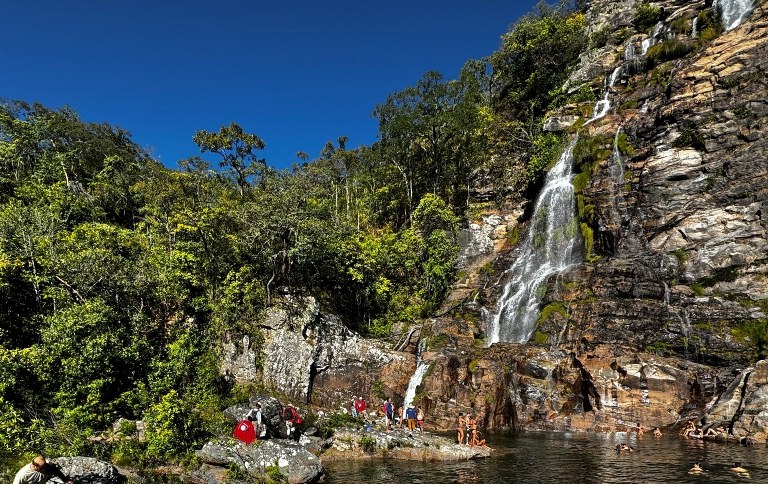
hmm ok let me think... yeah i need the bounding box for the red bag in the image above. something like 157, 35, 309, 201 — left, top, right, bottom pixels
233, 419, 257, 445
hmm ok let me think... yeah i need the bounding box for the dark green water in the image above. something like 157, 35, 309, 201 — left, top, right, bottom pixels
324, 431, 768, 483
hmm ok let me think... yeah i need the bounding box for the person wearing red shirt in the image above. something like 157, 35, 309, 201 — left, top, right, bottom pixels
354, 396, 366, 416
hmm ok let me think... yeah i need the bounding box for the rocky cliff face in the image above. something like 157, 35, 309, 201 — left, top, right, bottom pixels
220, 295, 415, 408
415, 0, 768, 439
226, 1, 768, 443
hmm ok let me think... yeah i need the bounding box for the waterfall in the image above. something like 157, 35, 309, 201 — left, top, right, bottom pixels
691, 17, 699, 37
589, 66, 622, 123
641, 22, 664, 55
487, 138, 583, 344
714, 0, 754, 30
403, 362, 430, 409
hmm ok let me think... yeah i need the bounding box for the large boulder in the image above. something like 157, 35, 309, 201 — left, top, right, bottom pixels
197, 438, 323, 484
703, 360, 768, 443
49, 457, 123, 484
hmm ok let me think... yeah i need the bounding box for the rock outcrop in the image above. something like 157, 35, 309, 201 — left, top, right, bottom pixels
322, 428, 490, 462
221, 295, 415, 407
196, 438, 324, 484
406, 0, 768, 440
50, 457, 123, 484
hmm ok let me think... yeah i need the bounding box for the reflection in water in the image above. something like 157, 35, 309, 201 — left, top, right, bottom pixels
325, 431, 768, 483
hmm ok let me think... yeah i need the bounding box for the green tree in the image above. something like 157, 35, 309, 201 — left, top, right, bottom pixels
192, 123, 267, 197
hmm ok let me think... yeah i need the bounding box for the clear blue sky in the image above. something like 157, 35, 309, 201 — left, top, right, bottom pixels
1, 1, 539, 169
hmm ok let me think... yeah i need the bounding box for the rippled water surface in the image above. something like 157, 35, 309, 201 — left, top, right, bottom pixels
324, 431, 768, 483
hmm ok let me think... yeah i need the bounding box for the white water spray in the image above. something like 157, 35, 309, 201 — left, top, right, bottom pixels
641, 23, 665, 55
403, 362, 429, 409
589, 66, 622, 123
714, 0, 754, 30
487, 138, 583, 344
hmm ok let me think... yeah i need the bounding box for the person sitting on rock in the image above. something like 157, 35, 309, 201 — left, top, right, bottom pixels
680, 419, 696, 436
457, 412, 466, 444
705, 425, 726, 437
471, 427, 487, 447
14, 455, 73, 484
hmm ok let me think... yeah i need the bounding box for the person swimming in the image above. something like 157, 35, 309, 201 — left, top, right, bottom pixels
730, 462, 750, 476
688, 463, 705, 474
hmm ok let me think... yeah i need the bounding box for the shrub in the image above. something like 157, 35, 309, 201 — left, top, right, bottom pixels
633, 3, 664, 32
590, 26, 610, 49
359, 436, 377, 453
645, 38, 693, 68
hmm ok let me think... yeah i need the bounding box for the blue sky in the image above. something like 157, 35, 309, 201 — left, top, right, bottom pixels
1, 1, 539, 169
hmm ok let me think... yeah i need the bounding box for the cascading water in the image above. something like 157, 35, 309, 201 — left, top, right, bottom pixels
641, 23, 665, 55
403, 339, 429, 409
714, 0, 754, 30
607, 129, 627, 235
487, 138, 583, 344
691, 17, 699, 37
590, 66, 622, 122
403, 361, 430, 409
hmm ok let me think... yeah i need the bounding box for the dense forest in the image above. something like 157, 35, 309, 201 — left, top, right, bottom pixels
1, 0, 621, 468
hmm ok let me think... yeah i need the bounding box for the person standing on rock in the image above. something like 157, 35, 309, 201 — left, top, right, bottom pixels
350, 396, 358, 417
382, 398, 394, 431
283, 404, 304, 441
416, 405, 424, 433
467, 414, 478, 446
246, 403, 266, 438
457, 412, 466, 444
406, 404, 417, 431
14, 455, 73, 484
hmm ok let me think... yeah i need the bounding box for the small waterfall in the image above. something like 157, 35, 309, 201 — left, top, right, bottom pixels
691, 17, 699, 37
403, 362, 430, 409
607, 129, 627, 236
714, 0, 754, 30
641, 22, 665, 55
589, 66, 622, 123
487, 138, 583, 344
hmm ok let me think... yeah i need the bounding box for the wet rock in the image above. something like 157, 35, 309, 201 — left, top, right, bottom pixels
324, 428, 490, 461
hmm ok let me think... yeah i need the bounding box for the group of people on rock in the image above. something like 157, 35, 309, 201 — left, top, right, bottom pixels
680, 419, 727, 439
456, 412, 486, 447
235, 402, 305, 445
379, 397, 425, 432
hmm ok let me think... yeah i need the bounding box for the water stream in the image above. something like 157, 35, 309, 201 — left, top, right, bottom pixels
403, 361, 430, 409
714, 0, 754, 30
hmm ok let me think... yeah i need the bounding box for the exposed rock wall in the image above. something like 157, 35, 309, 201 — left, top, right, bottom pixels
220, 296, 414, 407
419, 0, 768, 438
